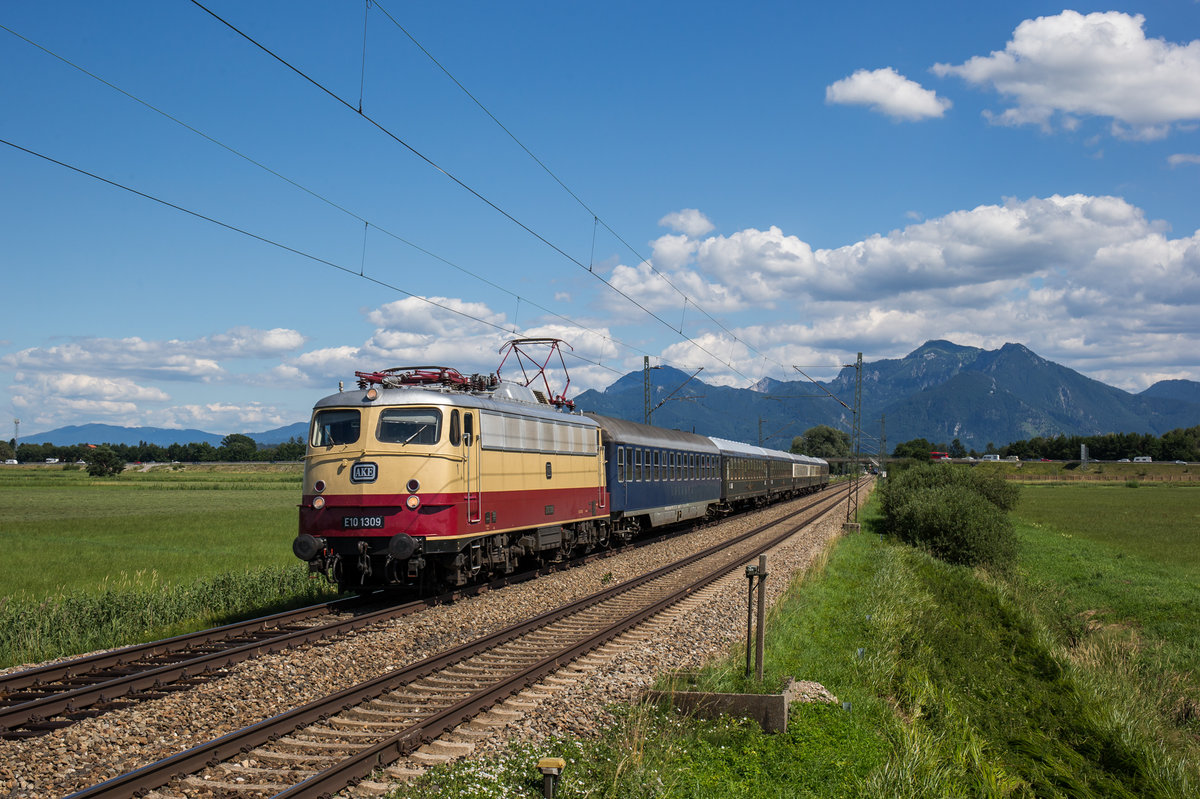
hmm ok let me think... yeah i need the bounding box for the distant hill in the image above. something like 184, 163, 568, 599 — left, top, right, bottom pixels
1139, 379, 1200, 404
18, 424, 225, 448
244, 423, 308, 445
21, 342, 1200, 452
20, 422, 307, 448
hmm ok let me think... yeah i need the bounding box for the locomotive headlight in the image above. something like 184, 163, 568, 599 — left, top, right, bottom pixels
312, 496, 326, 510
406, 479, 420, 493
406, 494, 420, 510
365, 387, 379, 401
314, 480, 326, 493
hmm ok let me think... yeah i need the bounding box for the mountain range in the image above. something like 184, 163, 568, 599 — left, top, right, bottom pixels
19, 341, 1200, 452
575, 340, 1200, 451
17, 422, 308, 449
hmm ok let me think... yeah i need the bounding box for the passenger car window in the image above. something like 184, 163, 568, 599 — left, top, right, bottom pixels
311, 409, 361, 447
376, 408, 442, 445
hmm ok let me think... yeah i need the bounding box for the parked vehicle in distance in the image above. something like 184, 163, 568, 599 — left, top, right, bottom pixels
1133, 456, 1152, 463
3, 459, 17, 465
981, 454, 1001, 461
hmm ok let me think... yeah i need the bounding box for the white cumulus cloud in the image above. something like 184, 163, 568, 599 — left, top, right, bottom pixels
606, 196, 1199, 390
932, 11, 1200, 138
825, 67, 951, 120
658, 209, 715, 237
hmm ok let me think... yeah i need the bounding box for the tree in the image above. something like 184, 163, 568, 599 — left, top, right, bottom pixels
792, 425, 851, 459
892, 438, 935, 460
186, 441, 218, 462
218, 434, 258, 462
793, 425, 851, 474
85, 446, 125, 477
0, 440, 14, 460
273, 437, 305, 461
949, 438, 967, 459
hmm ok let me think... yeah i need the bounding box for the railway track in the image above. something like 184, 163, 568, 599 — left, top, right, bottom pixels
65, 488, 845, 799
0, 595, 417, 740
0, 495, 790, 740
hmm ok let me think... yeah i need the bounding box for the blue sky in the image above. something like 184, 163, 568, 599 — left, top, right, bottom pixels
3, 1, 1198, 438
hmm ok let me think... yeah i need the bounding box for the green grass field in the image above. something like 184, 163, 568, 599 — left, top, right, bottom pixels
0, 465, 330, 667
1016, 482, 1200, 566
0, 465, 302, 598
1012, 483, 1200, 760
390, 483, 1200, 798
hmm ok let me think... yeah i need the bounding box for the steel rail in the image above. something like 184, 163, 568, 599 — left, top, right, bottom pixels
0, 594, 372, 694
0, 509, 705, 736
0, 594, 426, 734
65, 488, 843, 799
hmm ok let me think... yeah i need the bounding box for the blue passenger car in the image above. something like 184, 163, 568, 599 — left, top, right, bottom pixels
587, 414, 721, 534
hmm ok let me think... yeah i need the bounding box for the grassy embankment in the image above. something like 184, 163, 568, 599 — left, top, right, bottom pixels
0, 464, 332, 668
391, 483, 1200, 798
972, 459, 1197, 482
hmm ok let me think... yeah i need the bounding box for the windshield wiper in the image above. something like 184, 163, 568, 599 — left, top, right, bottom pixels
402, 425, 429, 446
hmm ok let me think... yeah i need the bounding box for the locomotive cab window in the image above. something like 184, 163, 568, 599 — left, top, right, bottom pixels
311, 409, 361, 447
376, 408, 442, 445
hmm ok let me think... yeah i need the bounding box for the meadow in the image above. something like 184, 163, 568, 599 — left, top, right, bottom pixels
0, 465, 331, 667
0, 465, 303, 596
392, 482, 1200, 798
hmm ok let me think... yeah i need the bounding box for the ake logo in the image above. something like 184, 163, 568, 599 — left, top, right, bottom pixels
350, 462, 378, 484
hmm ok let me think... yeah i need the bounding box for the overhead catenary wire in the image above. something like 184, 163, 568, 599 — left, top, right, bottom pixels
369, 0, 782, 375
5, 11, 833, 390
0, 137, 626, 379
0, 21, 672, 373
187, 0, 759, 384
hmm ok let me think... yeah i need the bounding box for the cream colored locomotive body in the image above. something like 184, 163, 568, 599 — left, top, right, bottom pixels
296, 381, 607, 591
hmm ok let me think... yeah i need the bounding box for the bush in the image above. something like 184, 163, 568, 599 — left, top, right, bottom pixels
881, 463, 1019, 521
890, 483, 1017, 569
881, 464, 1018, 570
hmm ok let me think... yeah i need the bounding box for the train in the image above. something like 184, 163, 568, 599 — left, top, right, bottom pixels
291, 363, 829, 593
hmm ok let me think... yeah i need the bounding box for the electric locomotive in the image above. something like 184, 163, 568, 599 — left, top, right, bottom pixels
293, 366, 610, 592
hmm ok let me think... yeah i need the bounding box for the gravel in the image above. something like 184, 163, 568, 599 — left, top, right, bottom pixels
0, 485, 868, 798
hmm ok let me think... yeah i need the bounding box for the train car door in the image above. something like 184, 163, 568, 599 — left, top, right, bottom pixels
595, 428, 606, 511
463, 411, 482, 524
